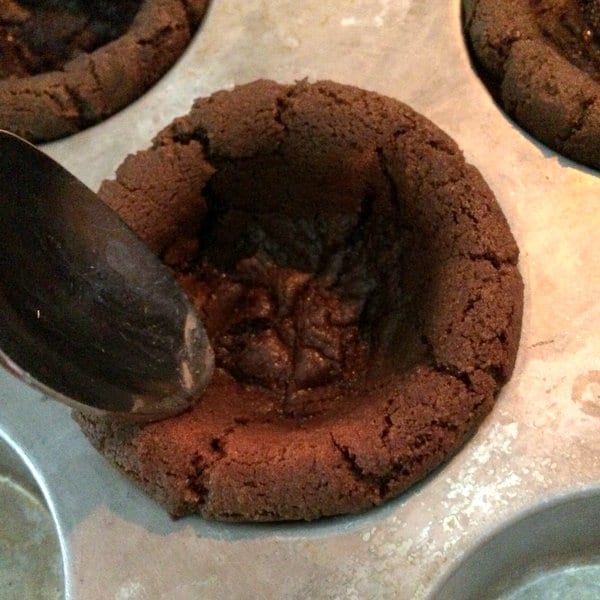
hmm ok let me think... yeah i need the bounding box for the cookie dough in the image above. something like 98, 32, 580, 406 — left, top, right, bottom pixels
464, 0, 600, 169
75, 80, 523, 522
0, 0, 209, 142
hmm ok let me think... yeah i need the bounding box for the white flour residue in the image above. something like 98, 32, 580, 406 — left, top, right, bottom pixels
339, 0, 410, 28
519, 336, 600, 439
115, 581, 146, 600
443, 422, 521, 521
373, 0, 392, 27
361, 525, 377, 542
360, 422, 522, 579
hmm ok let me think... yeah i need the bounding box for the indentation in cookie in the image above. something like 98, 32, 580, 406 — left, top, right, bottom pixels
168, 154, 427, 417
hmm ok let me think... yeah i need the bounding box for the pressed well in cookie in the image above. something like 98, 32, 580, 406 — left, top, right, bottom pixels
76, 80, 523, 521
169, 177, 427, 419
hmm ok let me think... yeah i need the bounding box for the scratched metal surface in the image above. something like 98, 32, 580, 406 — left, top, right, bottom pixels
0, 1, 599, 598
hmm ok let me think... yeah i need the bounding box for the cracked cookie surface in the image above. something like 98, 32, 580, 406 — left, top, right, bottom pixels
75, 80, 523, 521
0, 0, 209, 142
464, 0, 600, 169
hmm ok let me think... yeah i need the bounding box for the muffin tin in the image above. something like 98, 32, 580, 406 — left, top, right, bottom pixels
0, 434, 62, 599
430, 486, 600, 599
0, 1, 598, 598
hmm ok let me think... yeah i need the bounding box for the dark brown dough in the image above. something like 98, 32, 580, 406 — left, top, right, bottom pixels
0, 0, 209, 142
75, 80, 523, 522
464, 0, 600, 169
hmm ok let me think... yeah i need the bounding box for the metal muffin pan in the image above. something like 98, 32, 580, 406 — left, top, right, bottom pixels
0, 434, 62, 599
430, 486, 600, 599
0, 1, 598, 598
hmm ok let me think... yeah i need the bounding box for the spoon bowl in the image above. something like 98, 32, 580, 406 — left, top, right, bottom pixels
0, 130, 213, 421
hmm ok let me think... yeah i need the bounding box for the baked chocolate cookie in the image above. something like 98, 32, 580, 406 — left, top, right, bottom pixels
464, 0, 600, 169
0, 0, 209, 142
75, 80, 523, 522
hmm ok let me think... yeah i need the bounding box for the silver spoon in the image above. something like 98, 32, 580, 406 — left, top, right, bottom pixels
0, 130, 214, 421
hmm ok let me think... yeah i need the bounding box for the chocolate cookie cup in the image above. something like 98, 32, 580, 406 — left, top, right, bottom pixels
75, 80, 523, 522
0, 0, 209, 142
463, 0, 600, 170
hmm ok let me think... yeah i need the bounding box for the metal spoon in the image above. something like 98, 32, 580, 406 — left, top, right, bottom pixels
0, 130, 214, 421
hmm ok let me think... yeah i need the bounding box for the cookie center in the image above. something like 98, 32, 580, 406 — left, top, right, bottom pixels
162, 151, 429, 417
183, 218, 378, 390
0, 0, 142, 79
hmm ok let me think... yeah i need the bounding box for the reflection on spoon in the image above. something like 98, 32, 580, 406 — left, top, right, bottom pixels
0, 130, 213, 421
